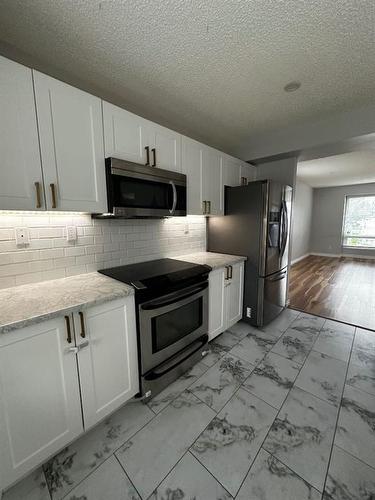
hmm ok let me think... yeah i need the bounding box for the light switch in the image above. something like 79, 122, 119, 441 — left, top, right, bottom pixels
66, 226, 77, 242
15, 227, 30, 246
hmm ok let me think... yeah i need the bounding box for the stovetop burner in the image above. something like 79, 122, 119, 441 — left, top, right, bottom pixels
99, 258, 211, 301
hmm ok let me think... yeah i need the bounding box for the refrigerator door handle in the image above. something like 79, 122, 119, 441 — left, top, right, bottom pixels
281, 201, 288, 257
268, 270, 287, 282
278, 203, 284, 253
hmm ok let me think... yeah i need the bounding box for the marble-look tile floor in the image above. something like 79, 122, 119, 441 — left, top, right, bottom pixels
4, 310, 375, 500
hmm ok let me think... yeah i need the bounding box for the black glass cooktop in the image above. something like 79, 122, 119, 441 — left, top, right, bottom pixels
99, 258, 211, 299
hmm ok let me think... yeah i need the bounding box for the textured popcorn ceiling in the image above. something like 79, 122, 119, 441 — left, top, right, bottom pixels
0, 0, 374, 156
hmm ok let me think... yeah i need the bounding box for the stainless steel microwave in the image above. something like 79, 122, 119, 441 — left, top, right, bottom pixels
98, 158, 187, 218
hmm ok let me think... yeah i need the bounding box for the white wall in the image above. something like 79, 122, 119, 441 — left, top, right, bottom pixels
0, 214, 206, 289
310, 182, 375, 257
291, 180, 313, 263
255, 156, 297, 188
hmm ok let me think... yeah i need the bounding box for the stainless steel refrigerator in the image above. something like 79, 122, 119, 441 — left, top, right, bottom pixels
207, 180, 292, 327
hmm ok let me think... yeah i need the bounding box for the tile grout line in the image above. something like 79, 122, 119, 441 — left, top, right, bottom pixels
232, 316, 328, 498
45, 314, 314, 500
39, 313, 312, 500
113, 453, 145, 500
320, 324, 358, 497
189, 313, 313, 498
333, 442, 375, 472
45, 402, 160, 499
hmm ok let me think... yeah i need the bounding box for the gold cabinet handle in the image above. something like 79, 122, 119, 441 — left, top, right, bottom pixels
225, 266, 229, 280
34, 181, 42, 209
151, 148, 156, 167
50, 183, 57, 209
228, 265, 233, 279
79, 311, 86, 338
207, 200, 211, 214
145, 146, 150, 166
65, 315, 72, 344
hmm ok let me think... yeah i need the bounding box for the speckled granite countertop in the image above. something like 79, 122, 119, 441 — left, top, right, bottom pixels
0, 273, 134, 334
177, 251, 247, 269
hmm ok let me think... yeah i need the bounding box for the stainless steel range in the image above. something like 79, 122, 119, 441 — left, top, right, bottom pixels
99, 258, 211, 400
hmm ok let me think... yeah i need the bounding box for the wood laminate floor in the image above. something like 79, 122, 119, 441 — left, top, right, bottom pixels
289, 255, 375, 331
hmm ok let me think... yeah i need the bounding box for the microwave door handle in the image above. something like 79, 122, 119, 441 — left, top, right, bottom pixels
169, 180, 177, 214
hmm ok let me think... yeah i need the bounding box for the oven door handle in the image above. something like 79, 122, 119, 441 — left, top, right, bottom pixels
144, 335, 208, 379
141, 282, 208, 310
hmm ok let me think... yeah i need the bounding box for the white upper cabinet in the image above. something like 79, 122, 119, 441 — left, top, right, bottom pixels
201, 146, 223, 215
181, 136, 205, 215
0, 56, 44, 210
181, 137, 223, 216
150, 123, 181, 172
103, 101, 150, 165
240, 162, 256, 184
75, 297, 139, 430
103, 102, 181, 172
222, 155, 242, 211
0, 317, 83, 488
33, 71, 107, 212
222, 156, 241, 187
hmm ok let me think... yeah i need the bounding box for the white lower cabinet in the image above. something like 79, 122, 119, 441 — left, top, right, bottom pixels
208, 262, 244, 341
0, 316, 83, 489
75, 298, 139, 430
0, 296, 138, 491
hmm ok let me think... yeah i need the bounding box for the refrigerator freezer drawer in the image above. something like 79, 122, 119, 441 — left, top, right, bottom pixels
261, 269, 288, 325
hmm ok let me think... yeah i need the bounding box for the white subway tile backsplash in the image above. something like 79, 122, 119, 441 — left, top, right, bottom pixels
0, 214, 206, 289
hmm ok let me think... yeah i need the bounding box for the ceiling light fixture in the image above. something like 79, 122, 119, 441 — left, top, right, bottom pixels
284, 81, 301, 92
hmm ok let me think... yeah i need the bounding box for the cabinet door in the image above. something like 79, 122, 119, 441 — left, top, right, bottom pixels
75, 297, 139, 430
240, 162, 256, 184
33, 71, 107, 212
226, 262, 244, 328
0, 317, 83, 489
0, 56, 44, 210
202, 147, 223, 215
103, 101, 150, 165
181, 136, 204, 215
208, 267, 226, 341
222, 156, 241, 211
151, 124, 181, 172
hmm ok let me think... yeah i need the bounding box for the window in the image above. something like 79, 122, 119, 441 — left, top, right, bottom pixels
342, 195, 375, 248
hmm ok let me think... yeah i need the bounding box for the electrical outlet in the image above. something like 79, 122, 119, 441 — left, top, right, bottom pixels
246, 307, 252, 318
15, 227, 30, 246
66, 226, 77, 242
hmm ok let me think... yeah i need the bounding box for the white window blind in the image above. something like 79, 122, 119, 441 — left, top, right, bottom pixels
342, 195, 375, 248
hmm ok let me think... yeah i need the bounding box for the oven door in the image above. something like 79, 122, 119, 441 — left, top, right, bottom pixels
138, 282, 208, 374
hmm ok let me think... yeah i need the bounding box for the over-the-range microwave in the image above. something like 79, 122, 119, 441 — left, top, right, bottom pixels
95, 158, 187, 218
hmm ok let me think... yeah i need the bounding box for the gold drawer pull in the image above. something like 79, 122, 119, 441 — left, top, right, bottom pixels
34, 181, 42, 208
50, 183, 57, 209
79, 311, 86, 338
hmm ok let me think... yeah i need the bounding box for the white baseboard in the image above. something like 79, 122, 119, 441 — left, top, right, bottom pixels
291, 253, 311, 265
310, 252, 375, 260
